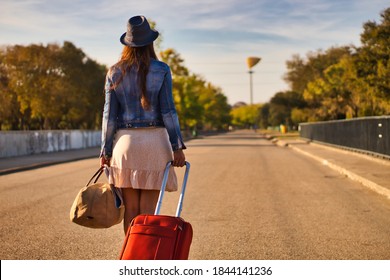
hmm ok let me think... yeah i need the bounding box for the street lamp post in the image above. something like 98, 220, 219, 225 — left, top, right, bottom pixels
246, 57, 261, 105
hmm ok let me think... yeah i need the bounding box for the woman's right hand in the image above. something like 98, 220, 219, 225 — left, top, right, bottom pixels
100, 156, 111, 167
173, 149, 186, 167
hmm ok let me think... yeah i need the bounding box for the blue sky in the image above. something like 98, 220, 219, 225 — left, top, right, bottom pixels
1, 0, 389, 105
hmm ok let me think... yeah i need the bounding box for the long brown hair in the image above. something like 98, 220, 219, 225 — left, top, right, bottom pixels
113, 44, 157, 110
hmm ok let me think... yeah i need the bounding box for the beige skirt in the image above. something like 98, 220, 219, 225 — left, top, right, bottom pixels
109, 128, 178, 191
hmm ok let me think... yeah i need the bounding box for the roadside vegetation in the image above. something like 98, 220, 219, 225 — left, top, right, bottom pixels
233, 7, 390, 130
1, 8, 389, 131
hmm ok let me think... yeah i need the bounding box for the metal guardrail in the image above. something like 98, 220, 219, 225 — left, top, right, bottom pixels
299, 116, 390, 158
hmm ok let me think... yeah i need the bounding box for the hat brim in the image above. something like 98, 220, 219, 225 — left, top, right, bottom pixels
120, 30, 159, 47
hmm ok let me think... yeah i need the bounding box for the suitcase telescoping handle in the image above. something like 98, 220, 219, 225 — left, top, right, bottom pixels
154, 161, 190, 217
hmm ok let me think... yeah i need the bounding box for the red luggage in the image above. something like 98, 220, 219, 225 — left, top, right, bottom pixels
119, 162, 193, 260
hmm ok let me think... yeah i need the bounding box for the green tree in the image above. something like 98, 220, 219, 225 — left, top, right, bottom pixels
268, 91, 306, 127
198, 83, 231, 130
284, 47, 351, 95
354, 7, 390, 115
283, 54, 309, 94
160, 48, 189, 77
283, 46, 354, 122
160, 48, 231, 131
2, 44, 59, 129
0, 42, 106, 130
230, 104, 261, 128
0, 50, 19, 129
57, 41, 106, 129
173, 74, 204, 130
259, 103, 270, 128
269, 7, 390, 125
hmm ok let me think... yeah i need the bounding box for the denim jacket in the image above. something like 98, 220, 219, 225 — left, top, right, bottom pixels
100, 59, 186, 158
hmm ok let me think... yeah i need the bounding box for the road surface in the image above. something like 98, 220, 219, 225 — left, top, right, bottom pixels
1, 130, 390, 259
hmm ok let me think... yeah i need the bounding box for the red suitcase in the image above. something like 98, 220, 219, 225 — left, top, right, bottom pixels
119, 161, 193, 260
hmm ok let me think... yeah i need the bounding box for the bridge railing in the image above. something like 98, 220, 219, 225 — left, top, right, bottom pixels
0, 129, 195, 158
0, 130, 101, 158
299, 116, 390, 159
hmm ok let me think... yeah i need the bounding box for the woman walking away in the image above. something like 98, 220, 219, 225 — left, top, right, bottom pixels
100, 15, 186, 233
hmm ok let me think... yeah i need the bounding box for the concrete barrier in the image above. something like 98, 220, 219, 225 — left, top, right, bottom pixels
0, 130, 101, 158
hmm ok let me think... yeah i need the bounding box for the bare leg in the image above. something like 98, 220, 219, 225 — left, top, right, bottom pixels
140, 190, 160, 215
122, 188, 140, 234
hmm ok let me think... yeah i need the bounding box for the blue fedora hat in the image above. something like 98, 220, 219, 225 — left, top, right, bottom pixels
120, 16, 159, 47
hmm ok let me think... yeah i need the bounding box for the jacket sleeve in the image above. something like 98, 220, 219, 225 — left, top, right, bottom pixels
100, 72, 119, 158
159, 68, 186, 151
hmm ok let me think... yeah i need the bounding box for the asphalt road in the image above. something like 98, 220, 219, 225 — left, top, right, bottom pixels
1, 130, 390, 260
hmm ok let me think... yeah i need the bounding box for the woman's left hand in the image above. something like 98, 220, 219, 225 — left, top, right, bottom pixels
173, 149, 186, 167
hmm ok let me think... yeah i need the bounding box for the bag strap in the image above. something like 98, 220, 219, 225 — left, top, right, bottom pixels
85, 166, 123, 208
86, 167, 104, 186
